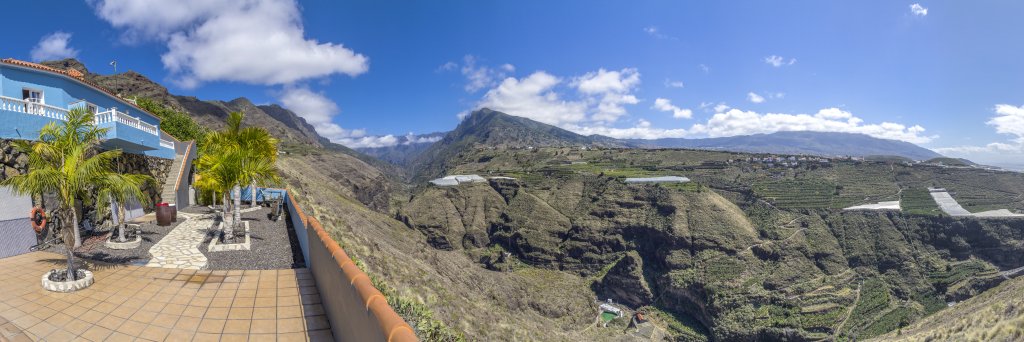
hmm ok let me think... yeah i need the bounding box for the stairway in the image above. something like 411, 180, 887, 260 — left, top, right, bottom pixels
161, 154, 184, 205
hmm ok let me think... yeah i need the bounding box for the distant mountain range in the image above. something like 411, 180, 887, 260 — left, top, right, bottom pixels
627, 131, 943, 161
357, 109, 944, 176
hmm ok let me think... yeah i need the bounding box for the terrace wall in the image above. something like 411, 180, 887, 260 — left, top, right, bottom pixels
284, 190, 417, 342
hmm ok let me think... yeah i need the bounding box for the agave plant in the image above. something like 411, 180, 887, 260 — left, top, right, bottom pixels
1, 107, 146, 279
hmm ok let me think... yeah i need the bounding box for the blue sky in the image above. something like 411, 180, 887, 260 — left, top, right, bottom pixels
7, 1, 1024, 168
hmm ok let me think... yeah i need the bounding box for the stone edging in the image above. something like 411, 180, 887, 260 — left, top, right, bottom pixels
41, 270, 94, 292
208, 221, 251, 252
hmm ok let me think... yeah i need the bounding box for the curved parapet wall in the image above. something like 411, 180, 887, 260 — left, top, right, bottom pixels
285, 190, 417, 342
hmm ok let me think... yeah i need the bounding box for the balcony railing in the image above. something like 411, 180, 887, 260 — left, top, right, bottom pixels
159, 138, 174, 149
0, 96, 69, 121
94, 107, 159, 136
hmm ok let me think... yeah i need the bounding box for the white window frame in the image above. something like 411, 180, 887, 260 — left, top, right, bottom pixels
22, 87, 44, 105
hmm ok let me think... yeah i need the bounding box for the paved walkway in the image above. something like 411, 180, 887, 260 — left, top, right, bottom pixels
0, 252, 331, 341
144, 212, 213, 270
145, 207, 264, 270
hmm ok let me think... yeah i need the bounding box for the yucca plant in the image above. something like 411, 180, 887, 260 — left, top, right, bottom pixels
1, 107, 146, 280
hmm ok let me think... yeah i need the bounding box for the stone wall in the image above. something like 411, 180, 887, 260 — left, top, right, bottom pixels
0, 139, 173, 214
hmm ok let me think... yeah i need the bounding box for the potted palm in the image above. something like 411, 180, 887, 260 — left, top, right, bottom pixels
1, 107, 146, 291
97, 172, 154, 249
198, 112, 279, 251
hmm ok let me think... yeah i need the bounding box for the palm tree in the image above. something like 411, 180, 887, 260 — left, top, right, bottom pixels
197, 112, 279, 239
1, 107, 138, 280
96, 173, 154, 242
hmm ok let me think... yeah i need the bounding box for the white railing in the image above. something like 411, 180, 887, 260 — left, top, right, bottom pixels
94, 107, 158, 136
160, 138, 174, 149
0, 96, 69, 120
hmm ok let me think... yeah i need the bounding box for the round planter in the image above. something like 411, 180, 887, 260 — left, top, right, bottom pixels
104, 235, 142, 250
41, 269, 94, 292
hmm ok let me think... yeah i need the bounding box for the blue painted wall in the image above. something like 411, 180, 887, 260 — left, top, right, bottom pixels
0, 64, 174, 159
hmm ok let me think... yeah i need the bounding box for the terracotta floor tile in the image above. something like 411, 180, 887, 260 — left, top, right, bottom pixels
116, 319, 147, 336
222, 333, 250, 342
80, 325, 113, 341
277, 317, 305, 334
249, 319, 277, 334
197, 318, 225, 334
192, 332, 222, 342
223, 319, 251, 334
164, 329, 196, 342
105, 331, 134, 342
139, 324, 171, 341
173, 316, 202, 331
151, 313, 180, 329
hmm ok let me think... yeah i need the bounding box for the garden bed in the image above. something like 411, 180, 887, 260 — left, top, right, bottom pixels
41, 218, 183, 265
199, 206, 305, 269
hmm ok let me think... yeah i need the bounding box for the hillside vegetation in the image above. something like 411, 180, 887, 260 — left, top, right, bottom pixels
873, 275, 1024, 341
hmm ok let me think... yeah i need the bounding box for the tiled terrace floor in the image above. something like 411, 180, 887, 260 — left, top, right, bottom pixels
0, 252, 332, 341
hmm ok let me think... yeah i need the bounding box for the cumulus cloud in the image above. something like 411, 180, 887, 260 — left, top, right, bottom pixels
276, 86, 394, 148
653, 98, 693, 119
689, 107, 934, 144
92, 0, 368, 88
664, 79, 684, 88
910, 3, 928, 16
764, 55, 797, 67
465, 64, 931, 142
30, 32, 79, 62
478, 71, 588, 126
573, 68, 641, 122
936, 104, 1024, 158
747, 92, 766, 104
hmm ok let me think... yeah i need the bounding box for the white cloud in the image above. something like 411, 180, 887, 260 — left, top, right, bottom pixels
699, 64, 710, 73
764, 55, 797, 67
30, 32, 79, 62
747, 92, 766, 104
403, 133, 442, 145
277, 86, 397, 148
438, 55, 514, 93
643, 26, 676, 40
572, 68, 642, 122
664, 79, 684, 88
567, 122, 688, 140
936, 104, 1024, 159
92, 0, 369, 88
436, 61, 458, 72
653, 98, 693, 119
478, 71, 588, 126
467, 65, 931, 143
910, 3, 928, 16
689, 108, 933, 144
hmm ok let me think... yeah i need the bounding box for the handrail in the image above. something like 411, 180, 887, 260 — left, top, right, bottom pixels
287, 190, 417, 342
173, 141, 194, 191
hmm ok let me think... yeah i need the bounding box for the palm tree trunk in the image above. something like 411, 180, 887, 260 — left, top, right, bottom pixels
70, 203, 82, 248
250, 181, 257, 208
117, 201, 127, 242
67, 206, 78, 280
233, 184, 242, 230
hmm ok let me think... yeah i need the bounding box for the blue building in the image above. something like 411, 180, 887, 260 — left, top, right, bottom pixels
0, 58, 177, 159
0, 58, 197, 257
